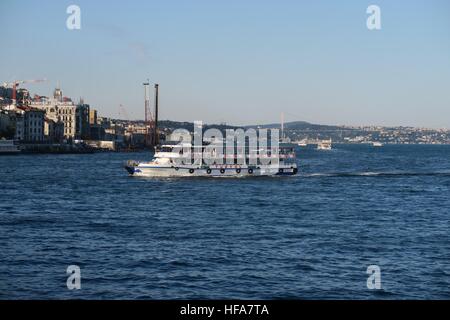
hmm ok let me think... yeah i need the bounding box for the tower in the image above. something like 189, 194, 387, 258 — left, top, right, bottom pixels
154, 83, 159, 146
54, 87, 62, 102
143, 80, 152, 147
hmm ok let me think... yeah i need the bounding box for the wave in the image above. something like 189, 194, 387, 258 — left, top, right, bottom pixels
303, 171, 450, 178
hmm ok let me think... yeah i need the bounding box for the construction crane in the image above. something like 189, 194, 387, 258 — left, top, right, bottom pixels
2, 79, 47, 103
143, 80, 159, 148
118, 104, 137, 149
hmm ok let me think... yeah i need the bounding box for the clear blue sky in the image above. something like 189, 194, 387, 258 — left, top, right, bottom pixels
1, 0, 449, 127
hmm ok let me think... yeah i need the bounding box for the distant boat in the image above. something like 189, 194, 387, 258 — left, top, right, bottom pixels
0, 139, 21, 155
372, 142, 383, 147
317, 139, 332, 150
297, 140, 307, 147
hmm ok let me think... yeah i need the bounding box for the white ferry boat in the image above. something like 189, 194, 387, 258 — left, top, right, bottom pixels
372, 141, 383, 147
125, 142, 298, 177
317, 139, 332, 150
0, 140, 20, 155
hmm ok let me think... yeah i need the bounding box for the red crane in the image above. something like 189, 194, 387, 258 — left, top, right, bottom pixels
2, 79, 47, 103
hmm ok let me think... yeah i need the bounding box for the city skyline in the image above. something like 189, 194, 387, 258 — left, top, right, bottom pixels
1, 0, 450, 128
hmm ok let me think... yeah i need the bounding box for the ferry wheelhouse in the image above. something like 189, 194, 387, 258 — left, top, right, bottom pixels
125, 142, 298, 177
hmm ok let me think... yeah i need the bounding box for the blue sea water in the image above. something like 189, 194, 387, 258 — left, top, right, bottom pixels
0, 144, 449, 299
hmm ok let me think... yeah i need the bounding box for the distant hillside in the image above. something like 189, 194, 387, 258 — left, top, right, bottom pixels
133, 119, 450, 144
158, 120, 241, 132
247, 120, 310, 129
159, 120, 347, 132
246, 121, 348, 131
156, 119, 360, 142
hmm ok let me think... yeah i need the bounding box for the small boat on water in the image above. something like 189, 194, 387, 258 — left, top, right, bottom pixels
317, 139, 332, 150
372, 142, 384, 147
297, 140, 307, 147
0, 140, 21, 155
125, 142, 298, 177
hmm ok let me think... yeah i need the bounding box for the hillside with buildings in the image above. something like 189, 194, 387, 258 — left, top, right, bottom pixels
162, 120, 450, 145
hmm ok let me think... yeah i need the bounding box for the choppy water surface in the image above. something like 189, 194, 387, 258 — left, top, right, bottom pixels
0, 144, 449, 299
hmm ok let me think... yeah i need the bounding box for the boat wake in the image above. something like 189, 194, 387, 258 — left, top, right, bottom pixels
303, 171, 450, 178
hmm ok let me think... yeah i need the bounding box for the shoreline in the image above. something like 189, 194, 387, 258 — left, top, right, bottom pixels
2, 143, 450, 157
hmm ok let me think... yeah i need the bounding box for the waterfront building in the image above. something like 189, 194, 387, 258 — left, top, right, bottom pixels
0, 86, 13, 100
23, 108, 45, 142
44, 118, 64, 143
89, 109, 98, 125
0, 111, 15, 139
0, 112, 8, 130
76, 103, 90, 139
53, 87, 63, 101
30, 87, 76, 139
123, 124, 147, 147
98, 116, 112, 128
14, 114, 24, 141
89, 124, 105, 141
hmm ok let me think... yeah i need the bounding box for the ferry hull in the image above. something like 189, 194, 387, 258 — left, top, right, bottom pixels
125, 164, 298, 177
